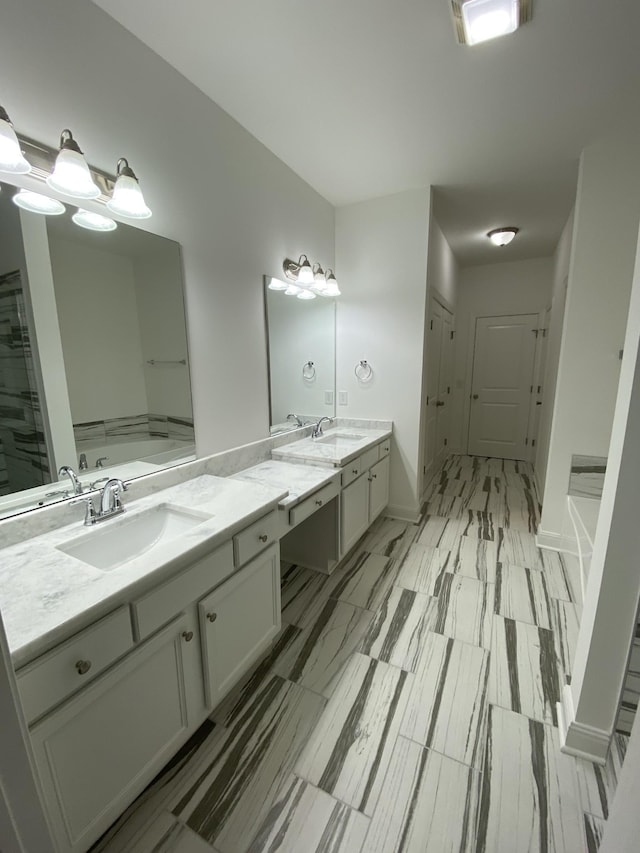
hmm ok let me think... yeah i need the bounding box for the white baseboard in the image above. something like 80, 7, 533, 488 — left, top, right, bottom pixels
557, 684, 610, 765
536, 528, 576, 552
386, 503, 421, 524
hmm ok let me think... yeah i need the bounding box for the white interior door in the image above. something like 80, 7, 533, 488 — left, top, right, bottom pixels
468, 314, 538, 460
528, 306, 550, 453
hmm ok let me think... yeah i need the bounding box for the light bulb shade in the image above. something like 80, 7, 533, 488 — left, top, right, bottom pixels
268, 276, 288, 291
13, 190, 65, 215
284, 284, 300, 296
106, 157, 151, 219
487, 227, 519, 246
72, 209, 117, 232
461, 0, 519, 45
0, 108, 30, 174
297, 288, 316, 300
324, 269, 341, 296
47, 130, 100, 199
313, 263, 327, 292
297, 254, 314, 284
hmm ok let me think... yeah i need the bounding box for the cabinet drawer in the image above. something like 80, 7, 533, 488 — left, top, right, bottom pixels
289, 479, 339, 527
133, 540, 234, 640
233, 510, 279, 567
341, 458, 362, 488
16, 606, 133, 724
378, 439, 391, 459
359, 446, 379, 472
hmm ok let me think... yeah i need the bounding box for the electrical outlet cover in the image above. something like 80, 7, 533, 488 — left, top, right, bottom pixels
324, 390, 334, 405
338, 391, 348, 405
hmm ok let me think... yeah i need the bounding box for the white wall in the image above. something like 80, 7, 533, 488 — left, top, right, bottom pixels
0, 0, 334, 456
450, 257, 553, 453
539, 136, 640, 541
49, 237, 148, 424
535, 209, 574, 493
427, 217, 458, 307
336, 189, 431, 521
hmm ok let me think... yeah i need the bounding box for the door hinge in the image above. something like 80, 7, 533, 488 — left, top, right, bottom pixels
530, 385, 534, 393
532, 439, 536, 447
541, 328, 547, 337
430, 319, 433, 330
426, 395, 429, 405
450, 330, 455, 340
447, 386, 451, 394
532, 329, 539, 338
525, 437, 529, 445
537, 385, 542, 393
444, 438, 448, 446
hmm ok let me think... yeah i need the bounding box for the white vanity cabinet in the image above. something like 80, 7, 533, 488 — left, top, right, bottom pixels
340, 441, 390, 556
199, 543, 280, 708
29, 613, 199, 853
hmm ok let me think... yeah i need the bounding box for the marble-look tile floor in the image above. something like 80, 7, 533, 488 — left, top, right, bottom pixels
94, 456, 627, 853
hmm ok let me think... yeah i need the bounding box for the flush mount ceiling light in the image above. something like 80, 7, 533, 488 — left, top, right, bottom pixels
47, 129, 101, 199
0, 106, 31, 175
451, 0, 531, 46
487, 226, 519, 246
72, 209, 118, 232
12, 189, 65, 215
107, 157, 152, 219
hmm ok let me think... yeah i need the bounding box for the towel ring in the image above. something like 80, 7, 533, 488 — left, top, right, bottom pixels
302, 361, 316, 380
355, 360, 373, 382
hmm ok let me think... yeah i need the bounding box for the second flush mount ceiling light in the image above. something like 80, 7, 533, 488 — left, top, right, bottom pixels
451, 0, 532, 46
487, 227, 519, 246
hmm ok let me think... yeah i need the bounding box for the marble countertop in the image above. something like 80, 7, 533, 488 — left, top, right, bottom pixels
271, 427, 391, 467
231, 460, 340, 508
0, 474, 287, 667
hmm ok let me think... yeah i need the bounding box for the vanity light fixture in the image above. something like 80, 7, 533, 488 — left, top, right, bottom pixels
267, 276, 288, 291
284, 283, 301, 296
283, 254, 315, 285
0, 106, 31, 175
47, 129, 101, 199
281, 256, 341, 297
72, 208, 118, 232
487, 226, 519, 246
106, 157, 152, 219
12, 189, 65, 215
451, 0, 531, 46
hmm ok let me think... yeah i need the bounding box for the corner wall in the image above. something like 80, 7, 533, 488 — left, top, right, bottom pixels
335, 189, 431, 521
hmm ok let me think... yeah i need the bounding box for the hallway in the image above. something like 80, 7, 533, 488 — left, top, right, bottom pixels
94, 456, 627, 853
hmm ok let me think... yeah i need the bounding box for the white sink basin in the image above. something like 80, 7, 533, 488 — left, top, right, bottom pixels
57, 503, 212, 571
315, 433, 366, 445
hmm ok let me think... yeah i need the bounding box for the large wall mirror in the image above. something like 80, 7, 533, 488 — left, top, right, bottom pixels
0, 180, 194, 519
263, 275, 336, 434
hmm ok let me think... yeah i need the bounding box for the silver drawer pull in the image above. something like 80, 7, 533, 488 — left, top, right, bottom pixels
182, 630, 194, 642
207, 612, 217, 623
352, 469, 358, 474
75, 659, 91, 675
315, 499, 323, 506
259, 534, 268, 543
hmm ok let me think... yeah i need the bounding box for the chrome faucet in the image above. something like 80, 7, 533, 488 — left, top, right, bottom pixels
287, 413, 303, 427
312, 417, 333, 438
100, 478, 127, 518
58, 465, 84, 495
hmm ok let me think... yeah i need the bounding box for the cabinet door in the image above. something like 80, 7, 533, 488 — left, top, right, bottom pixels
199, 544, 281, 709
340, 473, 370, 556
369, 455, 390, 522
30, 615, 197, 853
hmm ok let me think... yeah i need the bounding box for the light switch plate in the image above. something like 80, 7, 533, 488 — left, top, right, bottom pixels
338, 390, 348, 406
324, 390, 334, 405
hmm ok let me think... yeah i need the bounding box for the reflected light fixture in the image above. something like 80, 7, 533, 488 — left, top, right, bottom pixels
72, 209, 118, 232
107, 157, 152, 219
487, 227, 519, 246
284, 283, 301, 296
297, 288, 316, 300
268, 276, 288, 291
47, 129, 101, 199
451, 0, 530, 46
0, 106, 31, 174
13, 189, 65, 215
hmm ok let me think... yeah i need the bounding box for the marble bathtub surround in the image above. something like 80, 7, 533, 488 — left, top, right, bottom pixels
569, 453, 607, 499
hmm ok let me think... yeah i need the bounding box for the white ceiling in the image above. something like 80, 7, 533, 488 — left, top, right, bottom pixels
91, 0, 640, 266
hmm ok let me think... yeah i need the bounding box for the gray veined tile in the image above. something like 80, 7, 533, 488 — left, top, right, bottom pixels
489, 615, 561, 725
494, 562, 554, 629
363, 736, 480, 853
495, 528, 545, 569
395, 543, 452, 596
449, 535, 498, 583
400, 632, 489, 768
476, 705, 586, 853
173, 676, 326, 852
271, 598, 374, 698
431, 573, 494, 649
280, 564, 330, 629
109, 811, 217, 853
542, 549, 581, 604
422, 494, 467, 519
361, 517, 418, 561
502, 484, 539, 533
294, 653, 414, 816
246, 775, 369, 853
550, 598, 581, 682
584, 813, 605, 853
415, 515, 462, 549
574, 732, 628, 821
360, 586, 438, 671
327, 551, 399, 612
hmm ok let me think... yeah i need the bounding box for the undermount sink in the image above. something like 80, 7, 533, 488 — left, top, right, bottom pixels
315, 433, 366, 445
57, 503, 212, 571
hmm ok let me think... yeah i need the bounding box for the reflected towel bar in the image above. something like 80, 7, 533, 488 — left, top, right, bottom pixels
146, 359, 187, 366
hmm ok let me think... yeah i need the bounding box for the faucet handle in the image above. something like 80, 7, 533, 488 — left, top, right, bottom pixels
69, 495, 97, 526
95, 456, 109, 469
90, 477, 110, 491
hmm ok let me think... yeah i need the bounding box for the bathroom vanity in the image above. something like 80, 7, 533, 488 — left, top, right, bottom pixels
0, 423, 391, 853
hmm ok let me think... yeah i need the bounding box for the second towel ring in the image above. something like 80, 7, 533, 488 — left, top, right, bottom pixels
355, 360, 373, 382
302, 361, 316, 380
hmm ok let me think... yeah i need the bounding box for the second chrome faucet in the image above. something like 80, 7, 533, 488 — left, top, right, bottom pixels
73, 478, 128, 526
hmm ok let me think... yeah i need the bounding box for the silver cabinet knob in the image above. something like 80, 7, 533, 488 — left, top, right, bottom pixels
352, 469, 358, 474
371, 473, 377, 479
472, 394, 479, 400
259, 534, 268, 543
182, 630, 194, 642
315, 499, 323, 506
207, 612, 217, 623
75, 659, 91, 675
